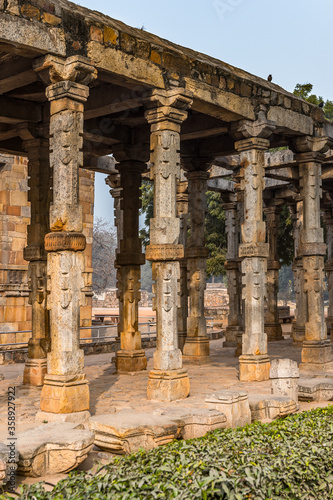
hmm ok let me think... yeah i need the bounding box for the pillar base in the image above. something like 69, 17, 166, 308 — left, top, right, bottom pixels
234, 332, 243, 358
265, 323, 283, 341
239, 355, 271, 382
224, 326, 243, 347
300, 340, 333, 371
35, 410, 91, 424
182, 337, 210, 364
292, 323, 305, 345
40, 373, 89, 414
115, 349, 147, 373
178, 332, 187, 353
147, 369, 190, 401
326, 316, 333, 336
23, 358, 47, 386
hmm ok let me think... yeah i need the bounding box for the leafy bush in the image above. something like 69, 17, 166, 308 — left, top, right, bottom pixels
2, 406, 333, 499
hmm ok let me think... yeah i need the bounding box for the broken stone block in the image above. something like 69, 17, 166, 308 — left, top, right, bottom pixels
0, 443, 18, 486
248, 394, 298, 422
205, 390, 251, 428
298, 378, 333, 401
159, 408, 227, 439
13, 423, 94, 477
270, 358, 299, 406
90, 411, 182, 455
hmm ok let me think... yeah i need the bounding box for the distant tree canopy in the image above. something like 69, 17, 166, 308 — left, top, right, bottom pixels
205, 191, 227, 278
293, 83, 333, 121
92, 218, 117, 291
277, 205, 294, 267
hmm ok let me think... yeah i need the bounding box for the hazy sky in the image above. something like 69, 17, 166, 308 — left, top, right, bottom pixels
85, 0, 333, 223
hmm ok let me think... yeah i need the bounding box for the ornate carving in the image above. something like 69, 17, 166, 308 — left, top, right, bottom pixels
45, 232, 86, 252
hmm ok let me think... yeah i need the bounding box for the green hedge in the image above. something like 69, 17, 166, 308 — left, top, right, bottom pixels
2, 406, 333, 499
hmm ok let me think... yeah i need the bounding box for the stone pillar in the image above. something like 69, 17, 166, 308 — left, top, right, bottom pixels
105, 172, 122, 352
145, 88, 192, 401
291, 200, 306, 344
176, 180, 189, 352
182, 164, 210, 363
293, 136, 333, 371
235, 137, 271, 382
19, 133, 51, 386
324, 210, 333, 337
223, 194, 243, 347
264, 204, 283, 341
35, 55, 97, 417
112, 144, 148, 373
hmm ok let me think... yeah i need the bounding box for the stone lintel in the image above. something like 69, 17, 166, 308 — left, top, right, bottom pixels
44, 232, 86, 252
146, 244, 184, 261
297, 242, 327, 257
116, 252, 145, 267
239, 242, 269, 258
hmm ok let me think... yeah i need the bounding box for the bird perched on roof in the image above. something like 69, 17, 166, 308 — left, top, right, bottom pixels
318, 101, 324, 108
267, 74, 272, 82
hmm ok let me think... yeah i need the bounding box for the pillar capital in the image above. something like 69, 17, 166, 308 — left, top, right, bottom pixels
181, 157, 211, 173
231, 112, 275, 142
112, 143, 150, 165
33, 54, 97, 86
46, 80, 90, 106
144, 88, 192, 131
235, 137, 270, 152
105, 172, 121, 191
292, 136, 333, 156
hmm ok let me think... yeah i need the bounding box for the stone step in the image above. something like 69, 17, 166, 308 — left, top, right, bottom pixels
205, 390, 251, 428
7, 422, 95, 478
248, 394, 298, 423
90, 408, 227, 455
298, 378, 333, 401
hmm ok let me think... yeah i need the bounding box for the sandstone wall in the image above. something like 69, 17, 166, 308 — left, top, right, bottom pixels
0, 154, 95, 343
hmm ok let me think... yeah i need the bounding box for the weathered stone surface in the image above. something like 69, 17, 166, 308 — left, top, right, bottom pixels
270, 358, 299, 404
90, 412, 181, 455
159, 408, 227, 440
298, 378, 333, 402
147, 369, 190, 402
248, 394, 297, 422
35, 410, 91, 424
205, 390, 251, 428
0, 443, 18, 486
13, 423, 94, 477
23, 359, 47, 387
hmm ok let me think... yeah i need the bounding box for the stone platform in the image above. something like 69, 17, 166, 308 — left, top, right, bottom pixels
0, 334, 332, 490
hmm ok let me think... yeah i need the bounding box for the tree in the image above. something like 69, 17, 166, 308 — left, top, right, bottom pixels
92, 218, 117, 291
205, 191, 227, 278
277, 205, 294, 267
139, 180, 154, 247
293, 83, 333, 121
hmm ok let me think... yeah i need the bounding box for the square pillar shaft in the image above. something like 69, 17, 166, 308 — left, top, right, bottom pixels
235, 138, 271, 382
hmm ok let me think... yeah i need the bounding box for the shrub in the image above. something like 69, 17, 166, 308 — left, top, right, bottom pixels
2, 406, 333, 499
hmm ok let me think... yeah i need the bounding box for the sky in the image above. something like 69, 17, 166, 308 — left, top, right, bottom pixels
84, 0, 333, 223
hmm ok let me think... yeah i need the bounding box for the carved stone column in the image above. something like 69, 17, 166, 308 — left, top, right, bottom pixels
176, 180, 189, 352
35, 56, 97, 417
105, 172, 122, 352
18, 130, 51, 386
181, 163, 210, 363
324, 210, 333, 337
112, 144, 147, 373
264, 203, 283, 341
145, 89, 192, 401
233, 128, 272, 381
291, 200, 306, 344
293, 136, 333, 371
222, 193, 243, 347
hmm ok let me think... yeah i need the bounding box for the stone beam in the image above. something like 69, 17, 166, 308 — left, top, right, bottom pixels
85, 85, 144, 120
0, 96, 42, 124
0, 12, 65, 56
207, 178, 235, 192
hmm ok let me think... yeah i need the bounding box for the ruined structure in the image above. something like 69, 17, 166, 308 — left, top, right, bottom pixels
0, 0, 332, 420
